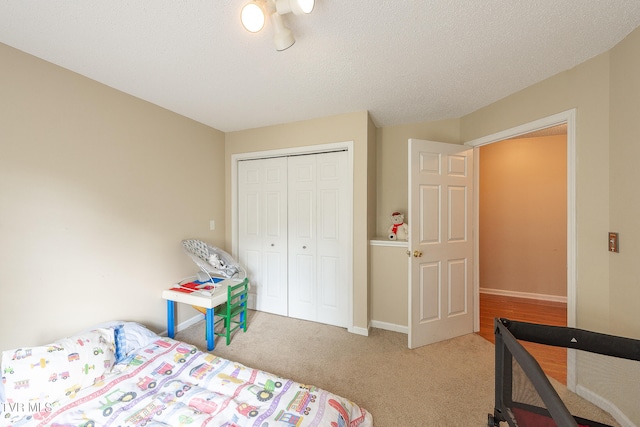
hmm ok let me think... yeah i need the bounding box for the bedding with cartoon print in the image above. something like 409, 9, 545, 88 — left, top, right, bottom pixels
2, 335, 373, 427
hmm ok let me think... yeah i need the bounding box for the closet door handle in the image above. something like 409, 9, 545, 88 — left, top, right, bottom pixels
270, 243, 274, 247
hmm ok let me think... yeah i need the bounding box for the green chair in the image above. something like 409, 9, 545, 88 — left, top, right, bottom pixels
214, 279, 249, 345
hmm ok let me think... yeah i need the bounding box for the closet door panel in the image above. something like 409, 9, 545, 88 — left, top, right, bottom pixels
319, 255, 338, 303
287, 155, 317, 321
243, 248, 261, 299
316, 152, 348, 327
288, 152, 348, 327
295, 191, 314, 238
317, 190, 340, 314
320, 190, 338, 239
238, 162, 262, 308
265, 191, 283, 237
293, 253, 315, 300
245, 193, 260, 236
264, 250, 285, 298
260, 158, 288, 316
238, 157, 288, 316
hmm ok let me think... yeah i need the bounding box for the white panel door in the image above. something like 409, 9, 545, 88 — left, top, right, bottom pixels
287, 155, 317, 321
315, 152, 349, 327
238, 157, 288, 316
408, 139, 474, 349
288, 152, 348, 327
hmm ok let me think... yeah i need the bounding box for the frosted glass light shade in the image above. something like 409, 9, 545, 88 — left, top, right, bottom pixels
295, 0, 315, 14
276, 0, 314, 15
241, 2, 266, 33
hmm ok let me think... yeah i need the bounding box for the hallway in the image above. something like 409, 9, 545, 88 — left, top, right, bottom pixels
478, 292, 567, 384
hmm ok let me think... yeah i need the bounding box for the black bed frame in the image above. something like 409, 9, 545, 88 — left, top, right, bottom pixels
489, 317, 640, 427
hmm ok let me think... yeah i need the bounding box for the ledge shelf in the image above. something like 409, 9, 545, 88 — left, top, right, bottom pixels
370, 238, 408, 248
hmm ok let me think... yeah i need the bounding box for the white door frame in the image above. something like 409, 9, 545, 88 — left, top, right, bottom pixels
465, 109, 577, 391
231, 141, 355, 333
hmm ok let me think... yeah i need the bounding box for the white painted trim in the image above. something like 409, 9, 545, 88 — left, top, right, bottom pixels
371, 320, 408, 334
349, 324, 369, 336
576, 385, 635, 427
480, 287, 567, 304
466, 108, 577, 391
231, 141, 350, 161
473, 148, 480, 333
369, 239, 408, 247
159, 313, 204, 337
231, 141, 355, 334
465, 111, 574, 149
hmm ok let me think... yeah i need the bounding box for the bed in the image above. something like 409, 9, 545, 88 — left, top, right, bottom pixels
0, 322, 373, 427
489, 317, 640, 427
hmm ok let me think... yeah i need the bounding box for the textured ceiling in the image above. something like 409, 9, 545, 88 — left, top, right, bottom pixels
1, 1, 640, 132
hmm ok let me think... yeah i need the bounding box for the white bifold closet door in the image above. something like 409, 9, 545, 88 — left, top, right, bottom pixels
287, 152, 348, 327
238, 157, 289, 317
237, 151, 348, 328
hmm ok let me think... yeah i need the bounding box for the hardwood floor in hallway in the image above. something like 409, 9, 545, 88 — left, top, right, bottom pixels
477, 292, 568, 385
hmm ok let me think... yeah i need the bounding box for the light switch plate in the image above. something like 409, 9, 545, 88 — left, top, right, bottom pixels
608, 232, 619, 253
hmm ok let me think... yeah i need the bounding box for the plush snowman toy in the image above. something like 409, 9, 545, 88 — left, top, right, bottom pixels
388, 211, 408, 241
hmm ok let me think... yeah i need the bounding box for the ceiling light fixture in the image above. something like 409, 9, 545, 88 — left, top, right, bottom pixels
240, 0, 315, 51
240, 1, 266, 33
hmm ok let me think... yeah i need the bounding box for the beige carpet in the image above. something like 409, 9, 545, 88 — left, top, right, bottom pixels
175, 310, 619, 427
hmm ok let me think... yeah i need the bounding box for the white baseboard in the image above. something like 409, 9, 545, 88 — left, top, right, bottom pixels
576, 384, 635, 427
480, 287, 567, 303
159, 313, 204, 337
349, 325, 369, 336
370, 320, 408, 334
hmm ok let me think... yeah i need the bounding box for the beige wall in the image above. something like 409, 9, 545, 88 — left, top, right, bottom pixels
609, 23, 640, 341
224, 111, 372, 331
370, 244, 409, 327
479, 135, 567, 297
461, 51, 611, 333
0, 43, 226, 351
460, 26, 640, 425
601, 26, 640, 424
375, 119, 461, 237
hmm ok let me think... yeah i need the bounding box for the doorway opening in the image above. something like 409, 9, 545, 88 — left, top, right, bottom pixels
478, 127, 567, 383
466, 109, 577, 390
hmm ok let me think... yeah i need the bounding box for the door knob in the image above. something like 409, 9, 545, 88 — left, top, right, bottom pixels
413, 250, 423, 258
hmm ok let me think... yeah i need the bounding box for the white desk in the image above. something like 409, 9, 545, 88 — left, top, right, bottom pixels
162, 278, 248, 351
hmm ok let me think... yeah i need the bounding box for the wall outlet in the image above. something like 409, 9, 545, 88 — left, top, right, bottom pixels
209, 220, 215, 231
